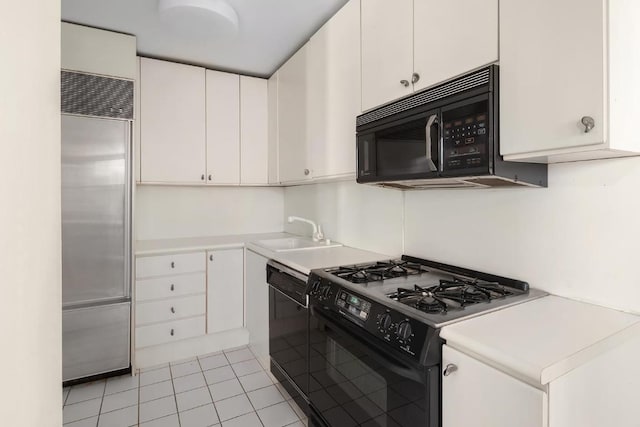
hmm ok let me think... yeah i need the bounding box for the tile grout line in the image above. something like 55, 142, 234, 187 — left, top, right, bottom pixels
137, 369, 141, 427
96, 380, 107, 427
196, 353, 223, 426
168, 364, 182, 427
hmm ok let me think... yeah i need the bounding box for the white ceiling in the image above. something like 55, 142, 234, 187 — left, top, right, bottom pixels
61, 0, 349, 78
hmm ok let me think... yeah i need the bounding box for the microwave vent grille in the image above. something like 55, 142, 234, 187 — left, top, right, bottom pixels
357, 68, 490, 127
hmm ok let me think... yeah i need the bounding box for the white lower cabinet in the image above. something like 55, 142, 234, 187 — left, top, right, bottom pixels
442, 345, 546, 427
207, 248, 244, 334
135, 316, 206, 348
245, 250, 269, 367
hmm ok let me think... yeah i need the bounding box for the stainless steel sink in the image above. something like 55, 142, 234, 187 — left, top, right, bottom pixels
254, 237, 342, 252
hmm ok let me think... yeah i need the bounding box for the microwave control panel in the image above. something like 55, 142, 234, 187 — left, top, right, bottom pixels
442, 113, 489, 171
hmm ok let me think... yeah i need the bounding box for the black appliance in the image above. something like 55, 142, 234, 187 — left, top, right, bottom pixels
267, 260, 311, 416
356, 66, 547, 189
306, 256, 546, 427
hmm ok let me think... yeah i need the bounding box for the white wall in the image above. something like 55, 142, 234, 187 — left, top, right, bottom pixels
0, 2, 61, 426
404, 157, 640, 314
136, 186, 285, 240
283, 180, 403, 256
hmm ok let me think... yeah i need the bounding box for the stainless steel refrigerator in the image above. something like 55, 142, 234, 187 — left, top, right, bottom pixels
61, 71, 133, 382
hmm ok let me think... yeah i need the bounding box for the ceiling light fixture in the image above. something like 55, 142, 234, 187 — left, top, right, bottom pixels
158, 0, 240, 39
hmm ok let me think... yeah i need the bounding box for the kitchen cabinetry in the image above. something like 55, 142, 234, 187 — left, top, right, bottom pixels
306, 0, 360, 179
441, 296, 640, 427
500, 0, 640, 162
267, 73, 279, 184
277, 45, 311, 184
442, 345, 545, 427
135, 252, 207, 349
361, 0, 498, 111
207, 248, 244, 334
240, 76, 269, 184
206, 70, 240, 184
140, 58, 206, 184
245, 250, 269, 368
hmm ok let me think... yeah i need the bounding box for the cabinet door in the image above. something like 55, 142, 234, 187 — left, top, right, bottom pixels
499, 0, 605, 157
207, 248, 244, 334
361, 0, 413, 111
240, 76, 269, 184
140, 58, 206, 184
413, 0, 498, 91
267, 73, 279, 184
307, 0, 360, 179
245, 250, 269, 367
442, 345, 546, 427
278, 46, 311, 183
206, 70, 240, 184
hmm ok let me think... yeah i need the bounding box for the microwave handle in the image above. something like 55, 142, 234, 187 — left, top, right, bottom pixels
425, 114, 439, 172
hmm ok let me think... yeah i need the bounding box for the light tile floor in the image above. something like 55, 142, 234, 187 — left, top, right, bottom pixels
63, 346, 307, 427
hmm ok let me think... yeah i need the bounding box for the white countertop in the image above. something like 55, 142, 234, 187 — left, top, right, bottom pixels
440, 295, 640, 387
136, 233, 391, 274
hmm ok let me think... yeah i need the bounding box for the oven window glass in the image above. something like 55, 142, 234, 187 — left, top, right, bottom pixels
375, 116, 439, 177
309, 314, 432, 427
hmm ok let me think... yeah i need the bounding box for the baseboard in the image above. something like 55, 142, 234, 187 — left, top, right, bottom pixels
134, 327, 249, 369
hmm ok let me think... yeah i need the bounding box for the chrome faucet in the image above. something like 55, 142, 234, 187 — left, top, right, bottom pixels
287, 216, 324, 242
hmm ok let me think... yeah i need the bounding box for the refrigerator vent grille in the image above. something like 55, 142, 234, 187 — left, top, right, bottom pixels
61, 71, 134, 119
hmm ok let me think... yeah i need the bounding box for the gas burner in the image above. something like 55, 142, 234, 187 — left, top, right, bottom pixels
328, 260, 426, 283
386, 279, 521, 314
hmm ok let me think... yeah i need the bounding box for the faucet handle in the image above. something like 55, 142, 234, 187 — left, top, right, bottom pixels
316, 224, 324, 242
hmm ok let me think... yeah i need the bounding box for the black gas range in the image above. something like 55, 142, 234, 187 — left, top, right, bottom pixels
305, 255, 546, 427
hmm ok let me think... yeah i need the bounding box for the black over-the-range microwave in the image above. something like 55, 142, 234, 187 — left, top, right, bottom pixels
356, 66, 547, 189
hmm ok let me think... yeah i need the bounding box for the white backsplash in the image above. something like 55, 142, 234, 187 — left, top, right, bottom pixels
283, 180, 404, 257
136, 185, 285, 240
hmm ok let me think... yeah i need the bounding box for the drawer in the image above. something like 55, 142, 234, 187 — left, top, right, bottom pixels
135, 316, 205, 348
136, 294, 205, 326
136, 272, 205, 301
136, 252, 205, 278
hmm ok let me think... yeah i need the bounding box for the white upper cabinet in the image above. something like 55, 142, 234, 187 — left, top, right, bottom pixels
362, 0, 498, 111
140, 58, 206, 184
361, 0, 414, 111
267, 73, 279, 184
500, 0, 640, 162
413, 0, 498, 92
206, 70, 240, 184
277, 45, 312, 184
240, 76, 269, 185
307, 0, 361, 179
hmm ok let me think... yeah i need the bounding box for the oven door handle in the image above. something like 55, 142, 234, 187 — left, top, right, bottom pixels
312, 306, 424, 383
425, 114, 439, 172
269, 284, 308, 308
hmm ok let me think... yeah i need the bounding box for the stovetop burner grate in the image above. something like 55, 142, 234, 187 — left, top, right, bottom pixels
386, 279, 520, 314
329, 260, 426, 283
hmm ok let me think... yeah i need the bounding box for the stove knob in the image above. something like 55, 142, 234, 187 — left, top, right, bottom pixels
397, 321, 412, 340
379, 313, 392, 330
310, 279, 321, 293
321, 286, 331, 298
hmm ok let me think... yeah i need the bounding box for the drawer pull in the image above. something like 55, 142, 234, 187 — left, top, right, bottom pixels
170, 284, 175, 291
171, 261, 175, 269
443, 364, 458, 376
209, 255, 213, 261
170, 307, 175, 314
170, 329, 174, 336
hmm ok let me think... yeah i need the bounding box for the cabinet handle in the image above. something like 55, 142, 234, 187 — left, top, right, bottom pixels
443, 364, 458, 376
170, 329, 174, 336
201, 174, 205, 181
171, 261, 175, 269
209, 254, 213, 261
304, 169, 310, 176
208, 174, 212, 181
170, 307, 175, 314
581, 116, 595, 133
170, 284, 175, 291
400, 79, 410, 87
411, 73, 420, 84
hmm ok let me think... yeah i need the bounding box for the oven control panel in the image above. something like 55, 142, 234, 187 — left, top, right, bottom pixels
308, 273, 429, 361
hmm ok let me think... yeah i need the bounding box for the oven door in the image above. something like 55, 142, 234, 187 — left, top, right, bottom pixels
357, 110, 441, 183
308, 305, 439, 427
